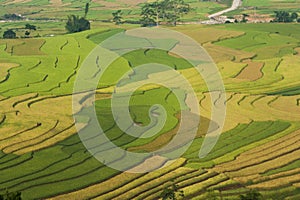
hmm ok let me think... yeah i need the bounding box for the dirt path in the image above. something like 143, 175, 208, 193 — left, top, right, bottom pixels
208, 0, 242, 18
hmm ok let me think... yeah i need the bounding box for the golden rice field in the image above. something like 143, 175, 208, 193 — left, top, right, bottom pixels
0, 22, 300, 199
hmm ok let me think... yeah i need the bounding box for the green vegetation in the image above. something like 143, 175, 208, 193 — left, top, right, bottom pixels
65, 3, 91, 33
242, 0, 300, 14
140, 0, 190, 26
240, 190, 262, 200
3, 29, 16, 39
160, 180, 184, 200
24, 24, 36, 31
65, 15, 90, 33
274, 11, 299, 22
112, 10, 123, 25
0, 190, 21, 200
1, 1, 300, 199
184, 121, 291, 167
1, 14, 23, 20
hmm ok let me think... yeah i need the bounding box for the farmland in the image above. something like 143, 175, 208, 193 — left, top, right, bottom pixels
0, 0, 228, 21
0, 0, 300, 198
0, 21, 299, 199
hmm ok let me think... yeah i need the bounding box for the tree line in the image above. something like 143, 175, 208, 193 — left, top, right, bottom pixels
140, 0, 190, 26
107, 0, 191, 26
65, 2, 91, 33
2, 23, 37, 39
2, 2, 300, 37
273, 11, 299, 23
0, 190, 21, 200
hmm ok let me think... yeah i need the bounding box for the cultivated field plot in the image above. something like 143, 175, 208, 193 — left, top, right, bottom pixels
0, 0, 228, 21
243, 0, 300, 12
0, 23, 300, 199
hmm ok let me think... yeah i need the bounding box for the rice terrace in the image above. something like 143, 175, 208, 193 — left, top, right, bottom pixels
0, 0, 300, 199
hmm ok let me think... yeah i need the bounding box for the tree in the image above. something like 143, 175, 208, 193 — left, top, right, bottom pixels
152, 1, 164, 26
65, 3, 91, 33
160, 181, 184, 200
25, 30, 30, 37
140, 3, 157, 27
239, 190, 262, 200
165, 0, 190, 26
274, 11, 292, 22
291, 12, 298, 20
84, 2, 90, 18
25, 23, 36, 31
112, 10, 123, 25
241, 14, 249, 23
3, 29, 16, 39
65, 15, 90, 33
2, 13, 23, 20
0, 190, 22, 200
140, 0, 190, 27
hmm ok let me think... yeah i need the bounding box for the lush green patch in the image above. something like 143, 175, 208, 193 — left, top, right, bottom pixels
267, 85, 300, 96
183, 121, 290, 168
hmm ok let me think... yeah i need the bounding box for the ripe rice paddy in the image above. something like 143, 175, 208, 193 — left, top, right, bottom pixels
0, 23, 300, 199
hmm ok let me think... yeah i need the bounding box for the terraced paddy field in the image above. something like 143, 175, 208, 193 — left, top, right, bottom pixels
0, 23, 300, 199
0, 0, 228, 21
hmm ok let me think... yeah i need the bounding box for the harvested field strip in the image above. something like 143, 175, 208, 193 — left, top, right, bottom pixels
203, 42, 255, 63
12, 93, 39, 108
264, 159, 300, 176
2, 121, 72, 154
249, 173, 300, 189
137, 170, 211, 200
254, 95, 300, 117
13, 39, 46, 56
0, 63, 20, 84
226, 148, 300, 179
185, 121, 288, 163
209, 179, 243, 191
112, 167, 197, 200
182, 173, 230, 198
235, 61, 264, 81
93, 158, 186, 199
1, 40, 24, 55
0, 63, 20, 82
261, 168, 300, 184
0, 114, 6, 125
13, 125, 76, 155
215, 136, 300, 174
47, 172, 143, 200
0, 123, 41, 142
214, 127, 300, 170
239, 126, 300, 158
0, 93, 79, 154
